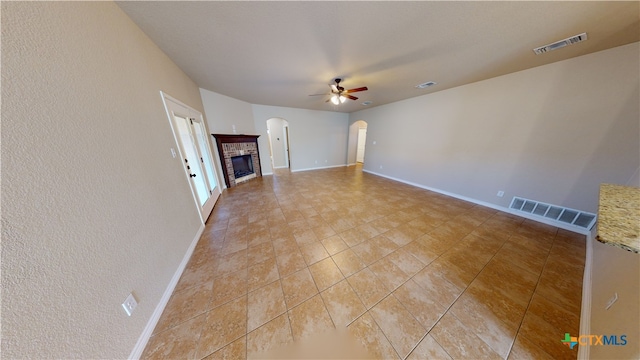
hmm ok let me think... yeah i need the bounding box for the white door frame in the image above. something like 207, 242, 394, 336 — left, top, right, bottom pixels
161, 92, 221, 223
356, 127, 367, 163
283, 124, 290, 168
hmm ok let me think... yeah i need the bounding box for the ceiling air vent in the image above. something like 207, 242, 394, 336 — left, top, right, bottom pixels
416, 81, 437, 89
533, 32, 587, 55
509, 196, 597, 230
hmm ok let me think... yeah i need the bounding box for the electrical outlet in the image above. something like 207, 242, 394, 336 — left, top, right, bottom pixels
170, 148, 176, 158
315, 160, 318, 164
373, 140, 377, 145
605, 292, 618, 310
122, 293, 138, 316
497, 191, 505, 197
379, 165, 383, 169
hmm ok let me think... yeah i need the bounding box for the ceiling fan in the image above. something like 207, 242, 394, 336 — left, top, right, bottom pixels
309, 78, 368, 105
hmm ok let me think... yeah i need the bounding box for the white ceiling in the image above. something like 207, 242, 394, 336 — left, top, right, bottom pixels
117, 1, 639, 113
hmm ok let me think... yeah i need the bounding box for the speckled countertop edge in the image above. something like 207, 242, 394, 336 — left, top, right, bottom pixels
596, 183, 640, 254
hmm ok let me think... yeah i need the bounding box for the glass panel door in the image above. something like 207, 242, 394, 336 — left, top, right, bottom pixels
174, 114, 209, 206
191, 117, 218, 193
162, 93, 221, 223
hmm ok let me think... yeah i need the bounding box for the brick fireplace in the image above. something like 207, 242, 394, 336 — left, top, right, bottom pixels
212, 134, 262, 188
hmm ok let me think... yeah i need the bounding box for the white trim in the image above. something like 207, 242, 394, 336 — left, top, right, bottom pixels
347, 163, 358, 166
291, 164, 347, 173
128, 224, 205, 360
160, 91, 221, 224
362, 169, 590, 235
273, 166, 289, 169
577, 228, 595, 360
262, 172, 273, 176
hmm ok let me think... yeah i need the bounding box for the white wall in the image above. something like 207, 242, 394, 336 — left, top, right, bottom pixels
252, 105, 350, 172
350, 43, 639, 214
267, 117, 288, 168
200, 87, 256, 135
2, 2, 207, 358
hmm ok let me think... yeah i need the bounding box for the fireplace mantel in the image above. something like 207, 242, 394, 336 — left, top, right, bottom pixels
212, 134, 262, 188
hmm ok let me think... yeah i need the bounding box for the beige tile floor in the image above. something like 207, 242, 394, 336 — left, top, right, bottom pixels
141, 165, 585, 359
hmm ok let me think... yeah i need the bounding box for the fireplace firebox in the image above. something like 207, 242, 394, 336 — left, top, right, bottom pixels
231, 154, 255, 180
212, 134, 262, 188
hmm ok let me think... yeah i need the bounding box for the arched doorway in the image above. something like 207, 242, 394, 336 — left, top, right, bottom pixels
349, 120, 368, 165
266, 117, 291, 169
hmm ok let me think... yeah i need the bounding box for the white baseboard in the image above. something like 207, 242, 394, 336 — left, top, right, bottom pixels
577, 230, 595, 359
362, 169, 590, 236
364, 169, 595, 356
291, 164, 347, 173
128, 224, 205, 359
262, 172, 273, 176
272, 166, 289, 169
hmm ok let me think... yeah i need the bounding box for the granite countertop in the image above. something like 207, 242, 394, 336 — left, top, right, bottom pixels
596, 183, 640, 253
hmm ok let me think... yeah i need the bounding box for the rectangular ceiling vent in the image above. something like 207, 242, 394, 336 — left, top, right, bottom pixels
415, 81, 437, 89
533, 32, 587, 55
509, 196, 597, 230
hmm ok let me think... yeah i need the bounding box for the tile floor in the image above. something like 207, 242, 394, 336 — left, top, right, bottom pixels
141, 165, 585, 359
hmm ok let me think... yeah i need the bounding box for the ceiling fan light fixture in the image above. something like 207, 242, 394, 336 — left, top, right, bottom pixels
339, 95, 346, 103
330, 95, 340, 105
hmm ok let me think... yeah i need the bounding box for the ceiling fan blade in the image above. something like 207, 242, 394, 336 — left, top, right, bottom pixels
330, 84, 339, 92
344, 94, 358, 101
345, 87, 368, 93
325, 98, 331, 103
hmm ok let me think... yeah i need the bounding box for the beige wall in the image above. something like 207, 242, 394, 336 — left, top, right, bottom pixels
589, 240, 639, 358
350, 42, 639, 214
252, 104, 350, 173
200, 87, 256, 135
2, 2, 207, 358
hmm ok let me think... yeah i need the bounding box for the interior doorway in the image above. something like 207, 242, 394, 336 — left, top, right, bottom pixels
161, 92, 221, 224
356, 128, 367, 163
266, 117, 291, 169
349, 120, 368, 165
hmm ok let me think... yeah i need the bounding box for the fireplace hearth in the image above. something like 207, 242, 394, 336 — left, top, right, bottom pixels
212, 134, 262, 188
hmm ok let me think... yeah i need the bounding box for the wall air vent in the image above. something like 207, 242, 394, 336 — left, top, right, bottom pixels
533, 32, 588, 55
510, 196, 597, 230
415, 81, 437, 89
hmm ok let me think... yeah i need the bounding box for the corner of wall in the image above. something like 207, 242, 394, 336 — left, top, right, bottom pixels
577, 227, 595, 360
128, 224, 205, 360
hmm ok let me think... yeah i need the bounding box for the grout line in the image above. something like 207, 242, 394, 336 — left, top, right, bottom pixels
505, 229, 558, 359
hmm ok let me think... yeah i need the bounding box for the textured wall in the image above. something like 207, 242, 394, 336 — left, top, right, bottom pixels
2, 2, 206, 358
350, 43, 639, 214
252, 105, 350, 172
200, 87, 256, 135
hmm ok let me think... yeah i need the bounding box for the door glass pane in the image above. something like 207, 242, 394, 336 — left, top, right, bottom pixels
191, 119, 217, 191
175, 115, 209, 206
